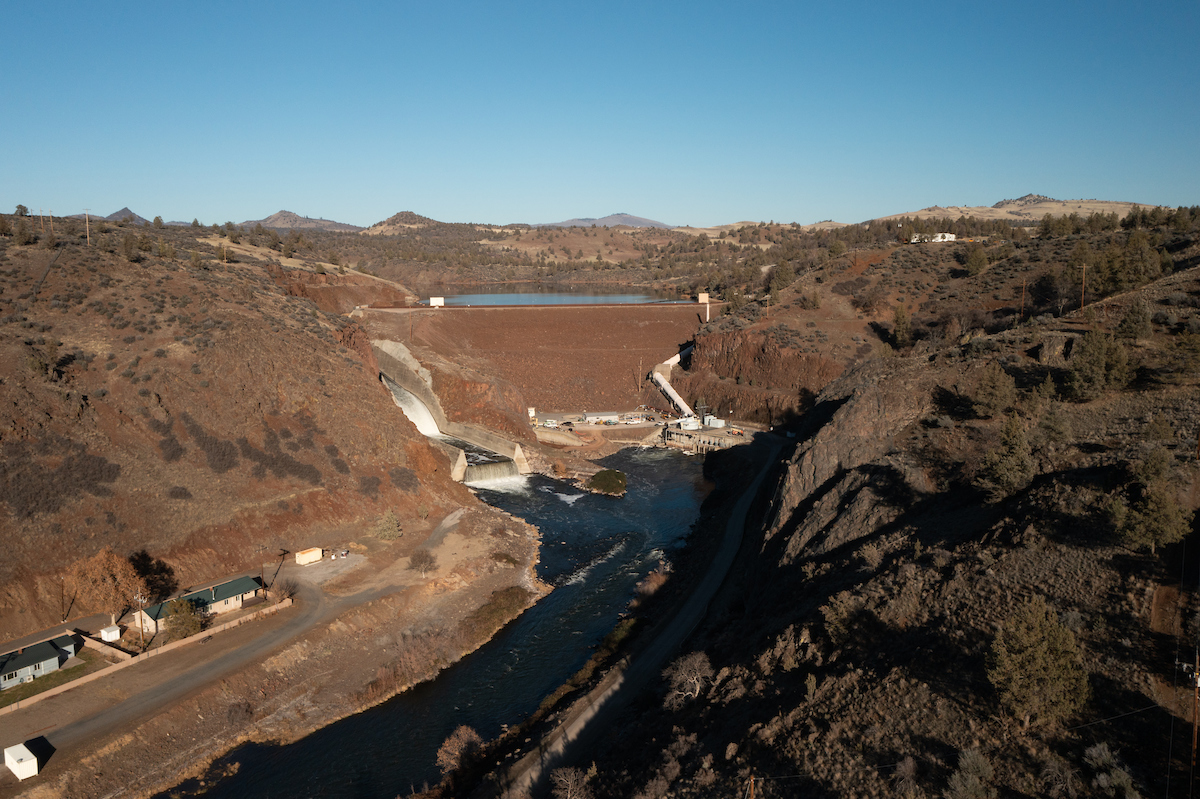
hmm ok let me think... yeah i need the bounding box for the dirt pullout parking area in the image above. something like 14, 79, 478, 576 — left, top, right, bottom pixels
365, 304, 706, 413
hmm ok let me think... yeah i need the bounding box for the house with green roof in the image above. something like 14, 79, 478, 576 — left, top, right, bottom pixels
133, 575, 263, 636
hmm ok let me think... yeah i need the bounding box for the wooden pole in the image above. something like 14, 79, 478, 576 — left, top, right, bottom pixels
84, 209, 90, 246
1191, 645, 1199, 776
48, 211, 54, 236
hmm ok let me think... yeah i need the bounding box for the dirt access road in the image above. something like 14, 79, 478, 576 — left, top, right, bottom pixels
501, 434, 784, 796
0, 511, 473, 789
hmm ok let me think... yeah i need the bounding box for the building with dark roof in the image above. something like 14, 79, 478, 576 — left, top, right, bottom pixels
133, 576, 263, 636
0, 635, 79, 690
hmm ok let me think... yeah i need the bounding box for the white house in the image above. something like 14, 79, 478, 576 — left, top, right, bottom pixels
910, 232, 957, 243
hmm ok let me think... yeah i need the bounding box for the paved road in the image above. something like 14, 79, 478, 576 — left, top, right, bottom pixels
2, 539, 441, 760
39, 580, 327, 751
501, 435, 784, 796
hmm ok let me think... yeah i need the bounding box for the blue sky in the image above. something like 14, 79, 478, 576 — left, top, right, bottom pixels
2, 1, 1196, 227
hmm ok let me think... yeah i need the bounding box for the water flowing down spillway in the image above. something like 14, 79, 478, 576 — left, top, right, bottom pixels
381, 374, 520, 480
169, 448, 706, 799
381, 374, 441, 437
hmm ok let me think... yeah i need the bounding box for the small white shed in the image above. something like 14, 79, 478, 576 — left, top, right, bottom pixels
5, 743, 38, 780
100, 625, 121, 642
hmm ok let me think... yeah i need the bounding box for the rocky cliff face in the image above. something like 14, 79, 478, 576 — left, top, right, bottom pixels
675, 328, 843, 423
764, 356, 954, 561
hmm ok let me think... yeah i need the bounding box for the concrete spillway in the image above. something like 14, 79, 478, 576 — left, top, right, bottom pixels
381, 373, 522, 483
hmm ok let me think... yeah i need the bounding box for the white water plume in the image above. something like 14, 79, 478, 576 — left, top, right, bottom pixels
537, 485, 585, 505
563, 540, 628, 586
465, 474, 531, 492
381, 375, 441, 437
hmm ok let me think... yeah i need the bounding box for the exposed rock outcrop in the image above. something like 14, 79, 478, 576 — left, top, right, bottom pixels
766, 356, 958, 562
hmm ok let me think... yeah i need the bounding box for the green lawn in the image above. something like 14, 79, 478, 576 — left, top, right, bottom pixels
0, 648, 109, 709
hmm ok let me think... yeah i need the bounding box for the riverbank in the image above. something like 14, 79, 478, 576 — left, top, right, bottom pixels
442, 433, 786, 797
0, 508, 546, 799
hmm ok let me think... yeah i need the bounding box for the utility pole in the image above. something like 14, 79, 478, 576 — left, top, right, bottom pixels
38, 210, 45, 233
48, 211, 54, 237
83, 209, 90, 246
748, 774, 755, 799
254, 544, 267, 593
135, 592, 148, 649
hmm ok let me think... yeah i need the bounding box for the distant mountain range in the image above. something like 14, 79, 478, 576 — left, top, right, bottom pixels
533, 213, 672, 229
53, 195, 1164, 236
240, 210, 364, 233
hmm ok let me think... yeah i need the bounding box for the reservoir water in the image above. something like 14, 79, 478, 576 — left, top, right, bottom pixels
403, 281, 689, 306
421, 292, 690, 306
172, 448, 706, 798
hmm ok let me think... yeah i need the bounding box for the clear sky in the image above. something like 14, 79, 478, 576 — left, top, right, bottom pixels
2, 1, 1197, 228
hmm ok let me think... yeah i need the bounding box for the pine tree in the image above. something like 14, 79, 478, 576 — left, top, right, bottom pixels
372, 510, 403, 540
977, 413, 1034, 500
987, 596, 1088, 728
1112, 480, 1193, 555
973, 361, 1016, 418
892, 304, 912, 348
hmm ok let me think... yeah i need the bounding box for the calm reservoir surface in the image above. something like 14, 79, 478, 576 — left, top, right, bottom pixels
405, 282, 689, 306
173, 448, 706, 798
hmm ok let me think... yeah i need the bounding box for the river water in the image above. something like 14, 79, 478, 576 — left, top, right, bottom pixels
171, 448, 706, 798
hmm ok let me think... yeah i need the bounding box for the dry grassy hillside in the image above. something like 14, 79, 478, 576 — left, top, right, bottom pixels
0, 217, 473, 642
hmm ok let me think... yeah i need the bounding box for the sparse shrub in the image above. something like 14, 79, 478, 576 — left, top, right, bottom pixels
226, 700, 254, 725
945, 748, 995, 799
894, 755, 920, 797
859, 541, 884, 570
1144, 414, 1174, 441
1041, 754, 1080, 798
408, 549, 437, 577
1083, 743, 1141, 799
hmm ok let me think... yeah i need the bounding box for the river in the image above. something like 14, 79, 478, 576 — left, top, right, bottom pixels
166, 447, 706, 798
